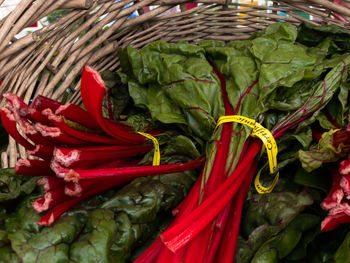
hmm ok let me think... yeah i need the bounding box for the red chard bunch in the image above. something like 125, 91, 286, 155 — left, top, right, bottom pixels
1, 66, 204, 226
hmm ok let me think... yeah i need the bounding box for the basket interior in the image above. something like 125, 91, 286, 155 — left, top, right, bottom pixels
1, 0, 350, 168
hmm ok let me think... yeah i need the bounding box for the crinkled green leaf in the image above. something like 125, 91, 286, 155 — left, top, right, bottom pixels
0, 169, 37, 202
0, 246, 20, 263
163, 135, 201, 159
124, 113, 154, 132
147, 85, 187, 125
120, 41, 224, 140
251, 214, 319, 263
273, 54, 350, 135
267, 81, 315, 111
5, 195, 86, 263
242, 191, 313, 237
297, 129, 348, 172
297, 22, 350, 53
291, 127, 313, 149
70, 209, 116, 263
1, 165, 196, 263
251, 26, 316, 96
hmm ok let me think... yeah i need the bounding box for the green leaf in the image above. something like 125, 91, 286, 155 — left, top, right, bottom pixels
294, 167, 329, 193
297, 22, 350, 53
297, 129, 348, 172
242, 191, 313, 238
0, 246, 20, 263
70, 209, 117, 263
121, 41, 224, 140
291, 127, 313, 149
334, 231, 350, 263
0, 169, 37, 203
273, 54, 350, 135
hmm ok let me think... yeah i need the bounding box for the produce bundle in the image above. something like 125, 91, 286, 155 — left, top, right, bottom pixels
1, 22, 350, 262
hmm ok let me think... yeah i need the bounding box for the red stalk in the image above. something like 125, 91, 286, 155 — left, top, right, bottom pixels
53, 144, 152, 168
80, 66, 145, 145
92, 157, 141, 169
172, 172, 202, 216
64, 178, 110, 197
43, 108, 120, 145
55, 103, 101, 130
133, 238, 163, 263
1, 108, 35, 151
19, 107, 51, 125
203, 138, 253, 263
39, 158, 205, 226
182, 65, 235, 262
160, 140, 261, 252
34, 123, 91, 147
30, 95, 63, 112
64, 181, 85, 196
2, 92, 28, 110
2, 92, 50, 125
15, 159, 55, 176
63, 156, 205, 182
183, 222, 215, 263
216, 162, 258, 263
17, 119, 55, 147
27, 145, 54, 160
203, 202, 232, 263
321, 212, 350, 231
37, 176, 65, 192
155, 174, 204, 263
32, 188, 70, 213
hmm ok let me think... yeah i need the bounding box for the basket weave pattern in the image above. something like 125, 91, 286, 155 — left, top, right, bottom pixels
1, 0, 350, 168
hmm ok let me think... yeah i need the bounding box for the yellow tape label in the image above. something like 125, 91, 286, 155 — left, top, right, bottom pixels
138, 132, 160, 166
216, 115, 279, 194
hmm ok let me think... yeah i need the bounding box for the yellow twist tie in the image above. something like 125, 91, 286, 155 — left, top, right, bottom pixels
217, 115, 279, 194
138, 132, 160, 166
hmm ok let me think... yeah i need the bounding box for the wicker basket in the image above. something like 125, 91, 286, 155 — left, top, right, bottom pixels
1, 0, 350, 168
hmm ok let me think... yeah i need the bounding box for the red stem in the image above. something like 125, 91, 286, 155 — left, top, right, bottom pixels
37, 176, 65, 192
133, 238, 163, 263
15, 159, 55, 176
30, 95, 63, 112
160, 140, 261, 252
80, 66, 145, 144
216, 161, 258, 263
203, 202, 232, 263
55, 103, 101, 130
1, 108, 35, 151
44, 108, 121, 145
54, 145, 152, 168
64, 157, 205, 182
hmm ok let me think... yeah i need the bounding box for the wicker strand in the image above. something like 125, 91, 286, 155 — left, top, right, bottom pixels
1, 0, 350, 168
